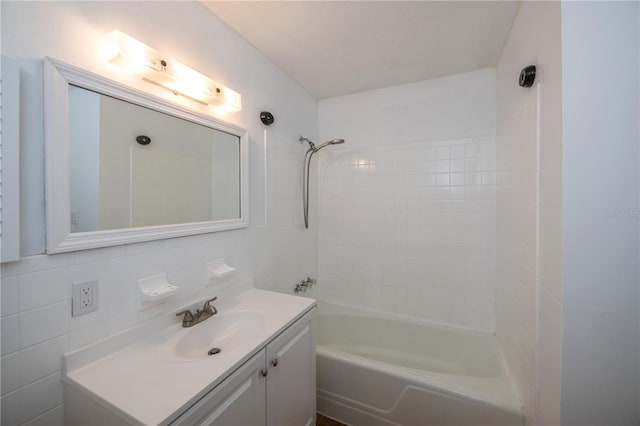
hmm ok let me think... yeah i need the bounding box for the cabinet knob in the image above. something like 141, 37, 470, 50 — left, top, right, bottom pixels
271, 358, 278, 367
260, 368, 268, 377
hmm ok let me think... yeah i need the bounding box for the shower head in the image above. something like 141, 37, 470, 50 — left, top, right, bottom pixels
300, 135, 346, 229
315, 138, 345, 151
299, 135, 346, 152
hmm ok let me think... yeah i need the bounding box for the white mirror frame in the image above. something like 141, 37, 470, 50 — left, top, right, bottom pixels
44, 57, 249, 253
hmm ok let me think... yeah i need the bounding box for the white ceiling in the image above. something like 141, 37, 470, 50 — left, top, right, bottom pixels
203, 1, 519, 99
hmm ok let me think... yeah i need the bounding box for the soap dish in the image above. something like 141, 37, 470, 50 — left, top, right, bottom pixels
137, 273, 180, 302
207, 258, 235, 279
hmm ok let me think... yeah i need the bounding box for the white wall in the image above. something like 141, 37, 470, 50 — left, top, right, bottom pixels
495, 2, 563, 424
0, 2, 318, 425
560, 2, 640, 425
317, 69, 497, 330
319, 69, 496, 149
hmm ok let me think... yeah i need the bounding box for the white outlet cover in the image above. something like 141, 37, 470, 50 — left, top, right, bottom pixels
72, 280, 99, 316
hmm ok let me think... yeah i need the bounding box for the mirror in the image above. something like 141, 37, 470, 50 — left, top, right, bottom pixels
45, 58, 248, 253
68, 86, 241, 232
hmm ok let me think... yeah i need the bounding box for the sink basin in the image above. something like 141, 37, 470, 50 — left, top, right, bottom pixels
160, 311, 266, 360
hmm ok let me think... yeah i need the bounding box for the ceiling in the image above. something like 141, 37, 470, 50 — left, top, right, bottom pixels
203, 1, 519, 99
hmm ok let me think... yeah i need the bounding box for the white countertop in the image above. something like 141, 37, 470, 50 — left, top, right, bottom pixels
63, 287, 316, 425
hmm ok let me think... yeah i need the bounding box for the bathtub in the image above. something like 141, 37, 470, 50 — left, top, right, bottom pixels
316, 303, 523, 426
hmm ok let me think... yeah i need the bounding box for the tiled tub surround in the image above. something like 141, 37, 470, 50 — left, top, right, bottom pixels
317, 136, 497, 330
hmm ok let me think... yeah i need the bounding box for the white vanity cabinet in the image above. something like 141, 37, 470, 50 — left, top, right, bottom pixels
171, 310, 316, 426
172, 349, 267, 426
172, 308, 316, 426
64, 288, 316, 426
266, 310, 316, 426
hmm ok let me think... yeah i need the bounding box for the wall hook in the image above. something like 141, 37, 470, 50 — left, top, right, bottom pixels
136, 135, 151, 145
260, 111, 274, 125
519, 65, 536, 87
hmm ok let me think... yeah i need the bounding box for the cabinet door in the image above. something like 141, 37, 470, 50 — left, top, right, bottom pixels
266, 309, 316, 426
172, 350, 267, 426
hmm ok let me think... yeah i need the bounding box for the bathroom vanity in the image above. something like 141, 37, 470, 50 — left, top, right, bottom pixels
63, 284, 316, 425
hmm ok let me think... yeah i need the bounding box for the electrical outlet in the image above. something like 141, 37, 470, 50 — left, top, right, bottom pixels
72, 280, 98, 316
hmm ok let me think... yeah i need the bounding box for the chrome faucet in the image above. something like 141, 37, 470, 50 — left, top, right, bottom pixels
176, 297, 218, 328
294, 277, 317, 293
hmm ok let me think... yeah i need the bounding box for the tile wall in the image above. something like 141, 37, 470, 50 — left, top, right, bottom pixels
317, 136, 497, 330
495, 86, 538, 415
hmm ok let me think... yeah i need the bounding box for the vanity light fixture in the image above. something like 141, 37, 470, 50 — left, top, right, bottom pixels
104, 30, 242, 112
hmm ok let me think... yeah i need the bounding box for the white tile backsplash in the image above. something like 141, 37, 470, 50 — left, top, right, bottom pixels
2, 352, 22, 395
1, 315, 20, 355
1, 276, 19, 316
72, 245, 126, 265
1, 253, 74, 278
22, 405, 64, 426
317, 137, 496, 330
19, 337, 67, 387
19, 372, 63, 423
67, 320, 109, 351
18, 268, 69, 312
2, 391, 21, 426
19, 302, 69, 348
137, 250, 166, 278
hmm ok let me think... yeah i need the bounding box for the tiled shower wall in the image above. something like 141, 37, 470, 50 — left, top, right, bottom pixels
495, 81, 538, 415
317, 136, 497, 330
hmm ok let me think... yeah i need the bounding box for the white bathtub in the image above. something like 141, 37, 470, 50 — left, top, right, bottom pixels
316, 303, 523, 426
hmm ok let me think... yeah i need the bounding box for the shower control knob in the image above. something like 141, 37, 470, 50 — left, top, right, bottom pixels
271, 358, 278, 367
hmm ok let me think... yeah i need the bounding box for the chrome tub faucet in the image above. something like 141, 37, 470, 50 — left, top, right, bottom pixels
294, 277, 317, 293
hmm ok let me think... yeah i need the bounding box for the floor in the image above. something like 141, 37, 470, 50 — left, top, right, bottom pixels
317, 413, 347, 426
